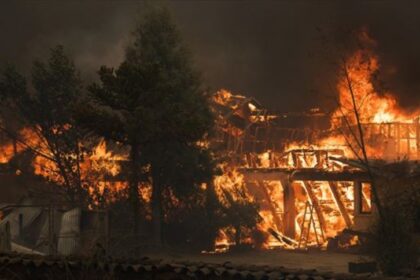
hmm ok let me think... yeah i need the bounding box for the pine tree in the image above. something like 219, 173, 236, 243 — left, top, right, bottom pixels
0, 46, 87, 205
78, 7, 214, 244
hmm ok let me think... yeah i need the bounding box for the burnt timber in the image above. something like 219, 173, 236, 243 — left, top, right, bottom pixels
240, 168, 370, 182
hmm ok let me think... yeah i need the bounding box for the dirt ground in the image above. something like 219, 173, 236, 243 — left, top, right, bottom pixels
151, 250, 369, 274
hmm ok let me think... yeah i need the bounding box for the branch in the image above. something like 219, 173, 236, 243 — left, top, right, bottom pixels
0, 125, 56, 162
341, 58, 384, 219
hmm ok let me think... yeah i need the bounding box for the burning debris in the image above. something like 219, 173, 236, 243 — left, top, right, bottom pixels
211, 90, 366, 250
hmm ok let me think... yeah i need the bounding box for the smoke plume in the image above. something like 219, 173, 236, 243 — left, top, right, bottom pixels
1, 0, 419, 112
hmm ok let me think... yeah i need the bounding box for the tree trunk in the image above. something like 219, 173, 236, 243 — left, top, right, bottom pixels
129, 143, 140, 237
235, 225, 241, 246
13, 139, 17, 155
151, 165, 163, 247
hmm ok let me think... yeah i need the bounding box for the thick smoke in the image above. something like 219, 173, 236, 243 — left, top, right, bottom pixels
0, 0, 419, 112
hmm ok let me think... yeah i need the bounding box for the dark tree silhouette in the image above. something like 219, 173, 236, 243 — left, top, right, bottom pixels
78, 7, 215, 244
0, 46, 88, 205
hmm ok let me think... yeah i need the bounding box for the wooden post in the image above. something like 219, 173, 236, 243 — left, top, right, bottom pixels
416, 117, 420, 160
291, 151, 299, 168
354, 181, 362, 215
396, 123, 401, 159
298, 202, 309, 249
281, 179, 296, 239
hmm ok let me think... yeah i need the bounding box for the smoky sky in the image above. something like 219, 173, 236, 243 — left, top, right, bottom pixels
1, 0, 419, 112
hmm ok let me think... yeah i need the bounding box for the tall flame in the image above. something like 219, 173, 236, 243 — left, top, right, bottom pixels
334, 29, 418, 125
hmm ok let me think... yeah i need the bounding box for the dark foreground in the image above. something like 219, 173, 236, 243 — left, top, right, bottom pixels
0, 252, 419, 280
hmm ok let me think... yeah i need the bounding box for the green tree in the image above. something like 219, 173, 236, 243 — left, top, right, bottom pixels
0, 46, 88, 204
78, 7, 214, 244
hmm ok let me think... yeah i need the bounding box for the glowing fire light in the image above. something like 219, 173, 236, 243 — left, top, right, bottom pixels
0, 28, 417, 253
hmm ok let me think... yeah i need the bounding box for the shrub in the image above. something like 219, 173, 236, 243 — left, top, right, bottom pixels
367, 206, 418, 276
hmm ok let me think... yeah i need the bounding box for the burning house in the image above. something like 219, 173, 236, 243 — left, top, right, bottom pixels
0, 138, 119, 255
210, 31, 420, 250
211, 87, 419, 249
211, 90, 377, 250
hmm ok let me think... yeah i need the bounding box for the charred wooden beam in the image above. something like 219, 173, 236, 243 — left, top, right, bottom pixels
290, 169, 369, 181
328, 181, 352, 228
240, 167, 290, 173
281, 178, 296, 239
240, 168, 370, 182
243, 171, 287, 183
354, 180, 362, 215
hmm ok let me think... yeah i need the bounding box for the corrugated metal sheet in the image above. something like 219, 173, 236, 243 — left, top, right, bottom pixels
0, 198, 43, 239
35, 209, 62, 255
57, 208, 81, 255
